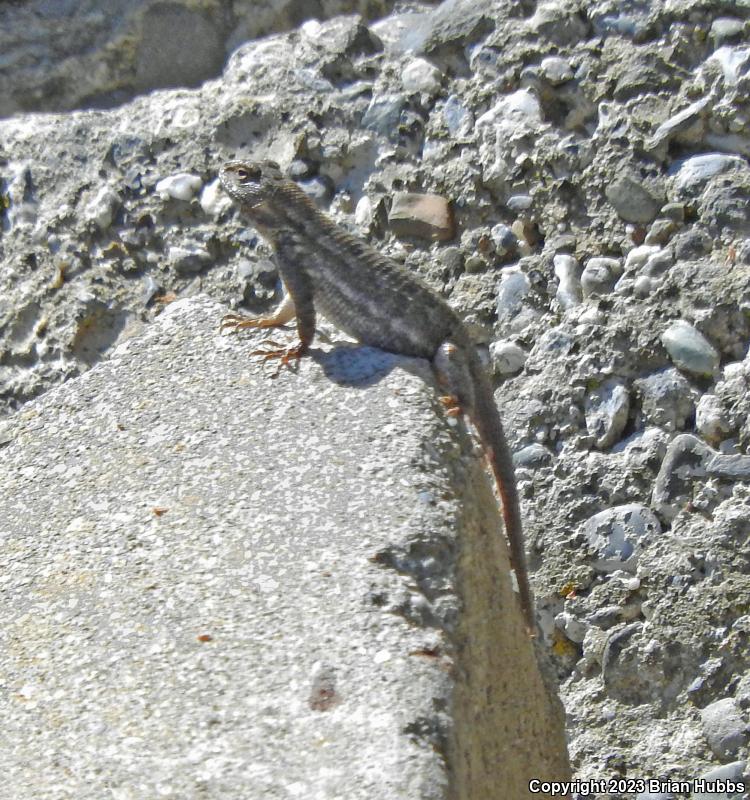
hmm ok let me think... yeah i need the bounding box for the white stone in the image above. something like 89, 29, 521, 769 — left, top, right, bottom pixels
490, 341, 527, 375
401, 58, 442, 96
553, 254, 582, 309
540, 56, 573, 85
84, 186, 119, 230
476, 89, 542, 130
155, 172, 203, 201
199, 179, 232, 216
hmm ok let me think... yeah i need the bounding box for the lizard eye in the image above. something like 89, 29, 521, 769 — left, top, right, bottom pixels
235, 166, 261, 183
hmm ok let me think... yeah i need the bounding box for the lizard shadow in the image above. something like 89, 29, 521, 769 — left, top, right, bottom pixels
310, 342, 434, 389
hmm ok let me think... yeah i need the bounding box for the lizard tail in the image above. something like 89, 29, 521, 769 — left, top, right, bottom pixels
469, 362, 536, 634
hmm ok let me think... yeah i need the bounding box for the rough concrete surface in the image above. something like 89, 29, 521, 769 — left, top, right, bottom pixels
0, 296, 569, 799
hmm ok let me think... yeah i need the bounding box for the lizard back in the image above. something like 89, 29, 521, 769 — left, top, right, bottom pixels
222, 160, 464, 360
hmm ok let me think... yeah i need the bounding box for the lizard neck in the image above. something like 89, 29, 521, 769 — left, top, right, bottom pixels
239, 199, 284, 242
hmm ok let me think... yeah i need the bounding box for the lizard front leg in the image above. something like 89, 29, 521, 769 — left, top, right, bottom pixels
223, 266, 317, 370
220, 291, 297, 332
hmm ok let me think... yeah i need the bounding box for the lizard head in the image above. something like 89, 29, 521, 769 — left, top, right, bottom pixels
219, 160, 284, 207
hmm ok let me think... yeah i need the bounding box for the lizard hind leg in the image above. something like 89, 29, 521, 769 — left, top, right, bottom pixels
433, 340, 476, 417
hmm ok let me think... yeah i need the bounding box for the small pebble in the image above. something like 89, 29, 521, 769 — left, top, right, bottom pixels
691, 760, 747, 800
695, 394, 733, 442
155, 172, 203, 201
699, 698, 748, 760
708, 44, 750, 86
671, 153, 745, 196
512, 443, 553, 469
442, 95, 473, 135
540, 55, 574, 85
661, 320, 720, 377
401, 58, 442, 96
634, 368, 697, 431
84, 186, 119, 230
200, 179, 232, 216
476, 89, 542, 129
490, 224, 517, 256
496, 269, 531, 320
585, 378, 630, 449
584, 503, 661, 573
625, 244, 662, 270
606, 175, 661, 223
490, 340, 527, 374
581, 257, 622, 297
554, 254, 582, 309
388, 192, 454, 241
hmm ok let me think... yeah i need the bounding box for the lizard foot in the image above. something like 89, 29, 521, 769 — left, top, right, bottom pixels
221, 293, 297, 334
438, 394, 462, 417
220, 313, 282, 333
251, 341, 307, 376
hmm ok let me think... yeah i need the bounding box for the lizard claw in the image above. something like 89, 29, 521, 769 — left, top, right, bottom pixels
220, 313, 269, 333
251, 341, 307, 376
439, 394, 462, 417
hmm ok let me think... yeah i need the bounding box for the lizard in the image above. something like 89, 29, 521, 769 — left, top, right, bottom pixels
218, 159, 535, 634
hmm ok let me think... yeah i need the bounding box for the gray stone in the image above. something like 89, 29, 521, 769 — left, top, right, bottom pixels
691, 760, 747, 800
82, 186, 120, 230
606, 175, 661, 223
707, 452, 750, 482
581, 257, 622, 297
166, 243, 212, 277
512, 443, 554, 469
634, 368, 698, 432
644, 219, 679, 247
710, 18, 746, 47
475, 89, 543, 131
652, 434, 750, 520
696, 394, 734, 442
529, 1, 590, 45
507, 194, 533, 212
642, 248, 675, 278
496, 269, 531, 321
585, 378, 630, 449
707, 44, 750, 86
155, 172, 202, 201
662, 321, 720, 378
652, 434, 712, 521
670, 154, 747, 197
401, 58, 442, 96
674, 228, 713, 259
700, 698, 748, 760
362, 94, 407, 139
442, 94, 474, 136
646, 96, 711, 150
699, 178, 750, 236
490, 224, 518, 257
583, 504, 661, 573
421, 0, 496, 52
